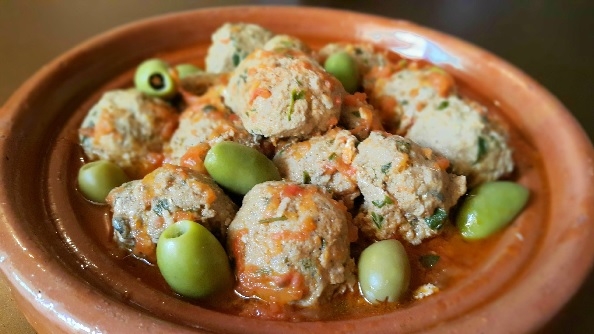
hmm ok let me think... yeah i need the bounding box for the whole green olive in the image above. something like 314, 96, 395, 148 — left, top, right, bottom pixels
324, 51, 359, 94
204, 141, 281, 195
134, 58, 177, 99
156, 220, 233, 298
456, 181, 529, 240
175, 63, 203, 79
358, 239, 410, 304
77, 160, 130, 204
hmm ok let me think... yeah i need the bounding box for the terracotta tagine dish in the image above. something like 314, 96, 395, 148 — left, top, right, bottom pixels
1, 6, 593, 334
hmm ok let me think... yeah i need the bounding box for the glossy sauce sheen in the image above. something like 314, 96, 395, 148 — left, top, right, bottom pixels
58, 39, 547, 322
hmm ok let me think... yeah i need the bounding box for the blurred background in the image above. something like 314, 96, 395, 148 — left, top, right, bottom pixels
0, 1, 592, 333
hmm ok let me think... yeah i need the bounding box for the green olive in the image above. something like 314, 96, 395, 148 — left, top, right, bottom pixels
156, 220, 233, 298
175, 63, 202, 79
358, 239, 410, 304
134, 58, 177, 99
456, 181, 529, 240
324, 51, 359, 93
204, 141, 281, 195
77, 160, 130, 204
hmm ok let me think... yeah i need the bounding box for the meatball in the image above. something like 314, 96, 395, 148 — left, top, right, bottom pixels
165, 84, 261, 171
205, 23, 273, 73
352, 132, 466, 244
263, 34, 311, 54
228, 181, 355, 307
339, 92, 384, 140
79, 89, 178, 179
406, 96, 514, 186
106, 164, 237, 262
318, 43, 388, 77
365, 63, 456, 134
273, 128, 360, 208
225, 49, 344, 140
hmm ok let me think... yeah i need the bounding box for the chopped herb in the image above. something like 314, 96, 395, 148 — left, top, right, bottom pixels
372, 196, 394, 208
396, 140, 411, 154
354, 47, 363, 55
112, 217, 129, 235
202, 104, 216, 113
301, 258, 314, 270
303, 170, 311, 184
296, 78, 302, 86
259, 216, 288, 223
256, 267, 272, 276
419, 254, 441, 269
400, 100, 409, 106
425, 208, 447, 230
152, 199, 170, 216
295, 90, 306, 100
351, 110, 361, 118
437, 100, 449, 110
239, 73, 248, 83
328, 152, 337, 161
381, 162, 392, 174
476, 136, 488, 163
232, 53, 241, 67
287, 89, 306, 121
371, 212, 385, 229
397, 59, 408, 68
320, 238, 326, 250
301, 258, 316, 277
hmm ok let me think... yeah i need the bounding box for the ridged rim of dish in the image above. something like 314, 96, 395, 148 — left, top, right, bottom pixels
0, 6, 593, 333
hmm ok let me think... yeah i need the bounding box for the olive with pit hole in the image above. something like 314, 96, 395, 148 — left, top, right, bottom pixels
156, 220, 233, 298
77, 160, 130, 204
134, 58, 177, 99
204, 141, 281, 195
456, 181, 529, 240
358, 239, 410, 304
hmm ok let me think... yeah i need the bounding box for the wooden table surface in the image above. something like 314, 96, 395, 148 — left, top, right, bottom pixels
1, 1, 592, 333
